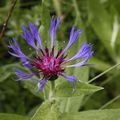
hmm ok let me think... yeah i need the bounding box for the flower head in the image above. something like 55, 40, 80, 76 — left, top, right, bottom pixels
8, 17, 93, 91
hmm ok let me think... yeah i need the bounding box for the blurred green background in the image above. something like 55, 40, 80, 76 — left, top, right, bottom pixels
0, 0, 120, 116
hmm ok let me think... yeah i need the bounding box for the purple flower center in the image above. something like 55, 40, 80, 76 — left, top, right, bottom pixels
33, 47, 65, 79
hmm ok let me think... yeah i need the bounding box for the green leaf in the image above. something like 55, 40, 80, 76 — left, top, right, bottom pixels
59, 109, 120, 120
90, 57, 111, 71
31, 101, 60, 120
39, 1, 51, 47
56, 81, 103, 97
57, 95, 84, 113
0, 63, 23, 82
58, 67, 89, 112
23, 79, 45, 99
87, 0, 116, 60
0, 113, 29, 120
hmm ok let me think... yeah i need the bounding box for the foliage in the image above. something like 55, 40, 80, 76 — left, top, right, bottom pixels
0, 0, 120, 120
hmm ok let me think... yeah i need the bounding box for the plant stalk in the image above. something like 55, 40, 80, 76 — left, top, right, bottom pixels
49, 81, 55, 102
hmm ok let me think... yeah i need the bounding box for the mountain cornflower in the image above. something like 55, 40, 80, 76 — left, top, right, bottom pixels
8, 17, 93, 91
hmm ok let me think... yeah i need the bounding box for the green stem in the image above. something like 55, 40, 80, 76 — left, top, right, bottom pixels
49, 81, 55, 102
99, 95, 120, 110
43, 88, 47, 100
88, 63, 120, 83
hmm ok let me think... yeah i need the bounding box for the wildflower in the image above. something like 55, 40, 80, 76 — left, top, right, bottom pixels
8, 17, 93, 91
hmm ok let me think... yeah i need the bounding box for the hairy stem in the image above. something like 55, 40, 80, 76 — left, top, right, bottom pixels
49, 81, 55, 102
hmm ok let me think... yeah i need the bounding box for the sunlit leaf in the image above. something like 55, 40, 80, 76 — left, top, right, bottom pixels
60, 109, 120, 120
56, 81, 103, 97
31, 101, 60, 120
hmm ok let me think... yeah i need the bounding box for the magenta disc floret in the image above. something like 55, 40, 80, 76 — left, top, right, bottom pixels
33, 47, 65, 79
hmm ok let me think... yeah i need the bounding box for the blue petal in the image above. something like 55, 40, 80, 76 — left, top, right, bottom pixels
62, 74, 78, 82
63, 26, 82, 53
8, 51, 21, 58
28, 22, 43, 49
66, 51, 94, 68
9, 31, 35, 70
21, 58, 33, 68
61, 74, 78, 92
12, 37, 21, 50
37, 79, 48, 91
50, 17, 60, 48
21, 26, 38, 50
8, 38, 30, 60
15, 69, 34, 80
8, 38, 20, 51
67, 42, 93, 62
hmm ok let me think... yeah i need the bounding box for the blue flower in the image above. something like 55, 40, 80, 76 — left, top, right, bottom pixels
8, 17, 93, 91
